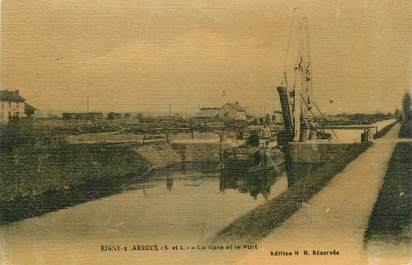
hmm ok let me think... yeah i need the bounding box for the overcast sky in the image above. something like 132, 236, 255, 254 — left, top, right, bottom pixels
1, 0, 411, 114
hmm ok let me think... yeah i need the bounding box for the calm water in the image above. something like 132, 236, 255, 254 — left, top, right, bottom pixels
0, 167, 287, 265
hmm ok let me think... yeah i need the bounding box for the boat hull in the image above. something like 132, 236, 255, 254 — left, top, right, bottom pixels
222, 146, 285, 174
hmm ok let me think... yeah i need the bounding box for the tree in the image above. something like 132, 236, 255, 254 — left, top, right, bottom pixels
400, 91, 412, 137
394, 108, 402, 121
402, 91, 411, 120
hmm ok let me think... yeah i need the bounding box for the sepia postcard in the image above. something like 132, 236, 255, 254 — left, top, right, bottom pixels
0, 0, 411, 264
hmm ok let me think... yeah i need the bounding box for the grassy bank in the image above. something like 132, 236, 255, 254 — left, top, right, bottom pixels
399, 118, 412, 138
0, 142, 150, 224
214, 143, 371, 243
364, 142, 412, 243
0, 170, 146, 224
373, 120, 398, 139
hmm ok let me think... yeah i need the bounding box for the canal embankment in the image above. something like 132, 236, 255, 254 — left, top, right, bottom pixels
0, 143, 151, 224
365, 142, 412, 243
373, 119, 399, 139
134, 142, 182, 167
399, 114, 412, 138
215, 142, 371, 243
365, 141, 412, 265
0, 121, 190, 224
0, 134, 237, 224
232, 123, 401, 265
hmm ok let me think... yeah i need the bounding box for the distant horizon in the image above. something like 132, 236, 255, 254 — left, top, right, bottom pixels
1, 0, 411, 115
0, 86, 407, 116
35, 107, 396, 117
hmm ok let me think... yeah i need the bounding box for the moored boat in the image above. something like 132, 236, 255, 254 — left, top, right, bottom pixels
221, 145, 285, 175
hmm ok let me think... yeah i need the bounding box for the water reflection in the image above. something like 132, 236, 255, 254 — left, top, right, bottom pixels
0, 162, 290, 265
151, 162, 286, 200
219, 169, 283, 200
277, 144, 323, 187
166, 175, 173, 192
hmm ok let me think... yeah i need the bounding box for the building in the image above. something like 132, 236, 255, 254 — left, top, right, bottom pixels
0, 89, 36, 124
193, 102, 248, 122
221, 102, 247, 120
192, 107, 222, 121
24, 103, 37, 120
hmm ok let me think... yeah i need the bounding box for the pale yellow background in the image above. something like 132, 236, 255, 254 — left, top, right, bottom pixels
1, 0, 411, 114
0, 1, 411, 265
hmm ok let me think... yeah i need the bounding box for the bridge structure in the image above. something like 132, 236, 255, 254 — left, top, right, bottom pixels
315, 125, 378, 131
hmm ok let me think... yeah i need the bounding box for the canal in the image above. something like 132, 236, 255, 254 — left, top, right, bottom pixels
0, 165, 287, 265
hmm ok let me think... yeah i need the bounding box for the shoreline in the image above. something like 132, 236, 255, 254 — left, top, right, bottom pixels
214, 142, 371, 243
364, 142, 412, 244
0, 160, 220, 225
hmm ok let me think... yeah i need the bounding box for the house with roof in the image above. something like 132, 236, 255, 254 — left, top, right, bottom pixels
0, 89, 36, 124
221, 102, 247, 121
192, 102, 248, 123
192, 107, 222, 121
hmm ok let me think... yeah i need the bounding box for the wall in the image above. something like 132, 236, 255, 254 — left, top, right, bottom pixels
287, 142, 364, 164
0, 101, 26, 124
134, 142, 181, 168
171, 142, 237, 163
0, 143, 149, 202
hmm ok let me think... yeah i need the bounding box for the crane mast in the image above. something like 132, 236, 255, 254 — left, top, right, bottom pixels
277, 16, 314, 143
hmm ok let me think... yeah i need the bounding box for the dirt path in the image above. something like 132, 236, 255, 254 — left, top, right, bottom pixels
235, 124, 401, 265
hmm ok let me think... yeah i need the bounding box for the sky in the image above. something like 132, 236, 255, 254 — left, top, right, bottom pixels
1, 0, 411, 114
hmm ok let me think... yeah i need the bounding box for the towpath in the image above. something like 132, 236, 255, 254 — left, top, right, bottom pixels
235, 124, 401, 265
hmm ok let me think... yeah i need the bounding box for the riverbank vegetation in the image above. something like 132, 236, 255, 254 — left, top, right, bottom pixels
399, 91, 412, 138
365, 143, 412, 243
215, 143, 371, 243
0, 122, 151, 223
0, 142, 150, 224
399, 117, 412, 138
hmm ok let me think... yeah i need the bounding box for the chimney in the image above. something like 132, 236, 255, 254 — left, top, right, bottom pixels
15, 89, 19, 94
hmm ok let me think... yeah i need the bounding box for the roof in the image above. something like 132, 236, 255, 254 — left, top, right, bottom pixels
200, 107, 221, 111
0, 90, 25, 102
223, 102, 247, 112
24, 102, 37, 112
193, 108, 221, 118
